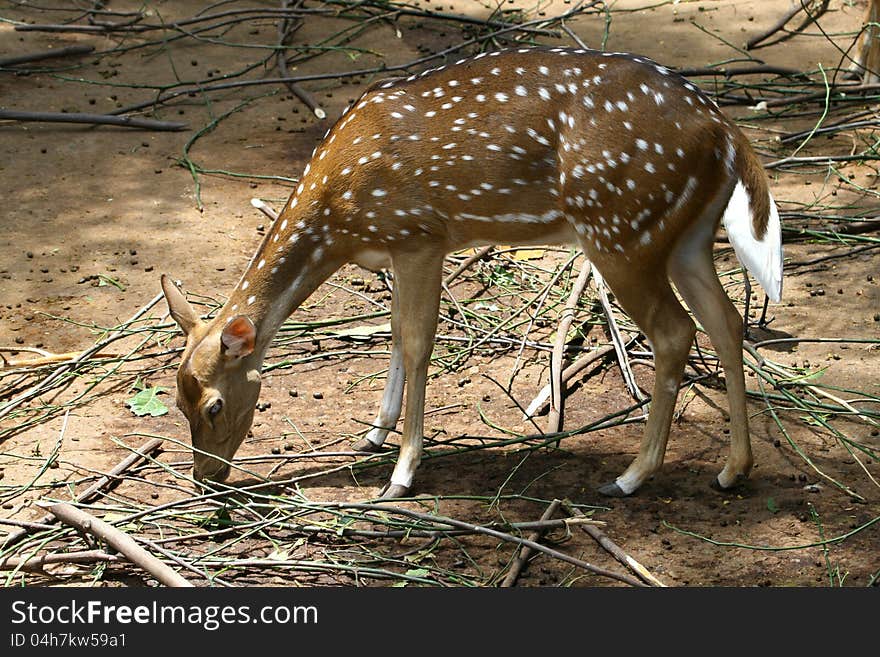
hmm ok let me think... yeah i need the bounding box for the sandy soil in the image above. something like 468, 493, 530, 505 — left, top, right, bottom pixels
1, 0, 878, 587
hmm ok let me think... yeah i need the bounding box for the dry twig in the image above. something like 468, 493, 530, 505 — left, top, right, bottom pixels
562, 501, 666, 587
547, 261, 592, 433
0, 110, 187, 131
45, 502, 193, 587
500, 499, 562, 587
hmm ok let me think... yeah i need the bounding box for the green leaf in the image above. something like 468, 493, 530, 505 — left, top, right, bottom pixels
97, 274, 125, 291
199, 506, 233, 530
766, 497, 779, 514
126, 386, 169, 417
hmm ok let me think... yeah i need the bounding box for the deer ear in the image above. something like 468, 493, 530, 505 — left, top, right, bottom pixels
161, 274, 199, 336
220, 315, 256, 359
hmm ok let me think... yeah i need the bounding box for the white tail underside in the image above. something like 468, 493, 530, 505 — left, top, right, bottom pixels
721, 180, 783, 302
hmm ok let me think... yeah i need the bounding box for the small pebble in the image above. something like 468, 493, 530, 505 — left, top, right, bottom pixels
271, 447, 281, 455
313, 391, 323, 399
288, 389, 298, 398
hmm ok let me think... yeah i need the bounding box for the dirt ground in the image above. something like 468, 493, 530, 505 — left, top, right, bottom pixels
1, 0, 878, 587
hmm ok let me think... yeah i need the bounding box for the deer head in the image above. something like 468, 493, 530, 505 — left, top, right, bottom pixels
160, 275, 261, 483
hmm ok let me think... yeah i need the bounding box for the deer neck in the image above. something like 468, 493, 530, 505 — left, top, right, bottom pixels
218, 204, 345, 358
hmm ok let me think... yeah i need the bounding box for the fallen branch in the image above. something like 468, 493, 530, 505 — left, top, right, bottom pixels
0, 550, 119, 573
251, 197, 280, 221
0, 45, 95, 67
500, 499, 561, 587
746, 0, 830, 50
0, 348, 119, 370
0, 110, 187, 131
592, 266, 645, 403
45, 502, 193, 587
547, 261, 592, 434
678, 64, 805, 78
562, 501, 666, 587
444, 246, 494, 286
523, 344, 615, 419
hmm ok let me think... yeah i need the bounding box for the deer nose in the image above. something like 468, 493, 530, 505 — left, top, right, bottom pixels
193, 459, 231, 484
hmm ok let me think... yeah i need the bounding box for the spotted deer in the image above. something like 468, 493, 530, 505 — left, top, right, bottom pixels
161, 46, 782, 498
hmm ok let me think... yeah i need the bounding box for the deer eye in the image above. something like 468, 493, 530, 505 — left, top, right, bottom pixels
207, 399, 223, 416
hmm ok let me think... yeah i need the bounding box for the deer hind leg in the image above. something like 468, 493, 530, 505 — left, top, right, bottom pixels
592, 262, 696, 497
379, 246, 444, 499
352, 290, 405, 452
669, 222, 753, 491
847, 0, 880, 84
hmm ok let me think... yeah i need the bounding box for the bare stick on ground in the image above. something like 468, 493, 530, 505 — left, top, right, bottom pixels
592, 266, 646, 403
562, 501, 666, 587
0, 550, 119, 573
46, 503, 193, 587
746, 0, 830, 50
251, 197, 280, 221
444, 246, 494, 286
523, 344, 615, 419
0, 45, 95, 68
500, 499, 562, 587
0, 110, 187, 132
547, 261, 592, 434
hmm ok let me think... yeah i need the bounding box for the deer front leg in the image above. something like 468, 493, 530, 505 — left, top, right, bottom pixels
379, 247, 444, 499
352, 291, 405, 452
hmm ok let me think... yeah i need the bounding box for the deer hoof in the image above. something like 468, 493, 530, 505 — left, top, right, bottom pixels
352, 438, 383, 453
597, 481, 629, 497
710, 472, 749, 492
379, 483, 410, 499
